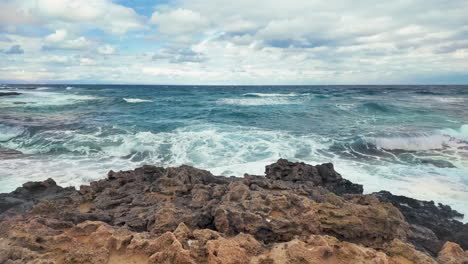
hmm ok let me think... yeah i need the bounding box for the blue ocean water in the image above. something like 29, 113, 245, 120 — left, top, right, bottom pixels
1, 84, 467, 216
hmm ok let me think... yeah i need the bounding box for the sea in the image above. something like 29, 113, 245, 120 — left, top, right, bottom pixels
0, 84, 467, 218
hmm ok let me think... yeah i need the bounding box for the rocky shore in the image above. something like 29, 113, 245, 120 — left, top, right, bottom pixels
0, 159, 466, 263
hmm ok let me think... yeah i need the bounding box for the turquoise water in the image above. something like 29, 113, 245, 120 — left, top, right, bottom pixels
1, 84, 467, 216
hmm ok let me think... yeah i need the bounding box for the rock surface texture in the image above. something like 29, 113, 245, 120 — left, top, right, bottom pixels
0, 159, 466, 263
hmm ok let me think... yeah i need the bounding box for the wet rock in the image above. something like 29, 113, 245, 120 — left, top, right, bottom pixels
265, 158, 363, 195
374, 190, 467, 255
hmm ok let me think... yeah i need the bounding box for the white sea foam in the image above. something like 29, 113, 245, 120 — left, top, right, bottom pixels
412, 95, 465, 104
0, 90, 98, 107
0, 124, 24, 142
218, 97, 300, 106
365, 124, 468, 152
1, 123, 467, 219
66, 86, 74, 90
442, 124, 468, 141
335, 103, 356, 111
218, 92, 309, 106
367, 134, 452, 151
36, 87, 50, 90
123, 98, 153, 103
243, 93, 302, 97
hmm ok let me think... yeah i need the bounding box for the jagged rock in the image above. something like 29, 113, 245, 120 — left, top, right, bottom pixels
437, 242, 468, 264
0, 159, 464, 263
265, 159, 363, 195
374, 190, 467, 255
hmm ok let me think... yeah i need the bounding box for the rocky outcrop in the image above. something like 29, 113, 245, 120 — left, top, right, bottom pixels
437, 242, 468, 264
374, 190, 468, 256
0, 159, 466, 263
264, 159, 363, 195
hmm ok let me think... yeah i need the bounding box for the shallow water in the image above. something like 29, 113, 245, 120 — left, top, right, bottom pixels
1, 84, 467, 217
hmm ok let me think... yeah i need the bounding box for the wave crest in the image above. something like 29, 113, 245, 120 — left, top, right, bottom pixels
243, 93, 302, 97
123, 98, 153, 103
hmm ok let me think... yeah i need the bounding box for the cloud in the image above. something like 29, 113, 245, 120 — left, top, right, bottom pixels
1, 44, 24, 54
97, 45, 115, 55
1, 0, 468, 84
4, 0, 146, 35
0, 2, 40, 33
79, 57, 97, 66
44, 29, 67, 43
42, 36, 93, 51
153, 47, 208, 63
150, 8, 210, 35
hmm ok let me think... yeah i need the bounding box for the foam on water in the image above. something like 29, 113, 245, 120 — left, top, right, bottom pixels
218, 97, 302, 106
365, 125, 468, 152
243, 93, 302, 97
1, 85, 468, 220
367, 134, 453, 151
0, 90, 98, 107
0, 124, 24, 142
413, 95, 465, 104
2, 122, 467, 218
123, 98, 153, 103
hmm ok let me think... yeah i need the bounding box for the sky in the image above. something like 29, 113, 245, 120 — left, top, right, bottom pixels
0, 0, 468, 85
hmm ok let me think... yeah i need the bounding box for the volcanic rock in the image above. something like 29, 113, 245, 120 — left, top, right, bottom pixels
374, 190, 467, 255
0, 159, 466, 263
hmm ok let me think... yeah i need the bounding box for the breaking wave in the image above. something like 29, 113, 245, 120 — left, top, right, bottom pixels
365, 125, 468, 151
243, 93, 303, 97
123, 98, 153, 103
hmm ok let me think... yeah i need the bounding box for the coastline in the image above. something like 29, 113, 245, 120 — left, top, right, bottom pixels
0, 159, 466, 263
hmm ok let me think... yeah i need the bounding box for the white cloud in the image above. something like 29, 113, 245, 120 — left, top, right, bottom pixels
0, 2, 40, 33
98, 45, 115, 55
17, 0, 146, 34
150, 8, 210, 35
44, 29, 67, 43
1, 0, 468, 84
47, 55, 70, 63
43, 36, 93, 50
79, 57, 96, 66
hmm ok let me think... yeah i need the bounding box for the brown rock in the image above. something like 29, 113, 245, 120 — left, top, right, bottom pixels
0, 159, 453, 263
437, 242, 468, 264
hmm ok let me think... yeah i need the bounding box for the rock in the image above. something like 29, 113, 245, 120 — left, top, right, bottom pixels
437, 242, 468, 264
252, 235, 437, 264
0, 159, 457, 263
265, 158, 363, 195
374, 190, 467, 255
0, 92, 21, 96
